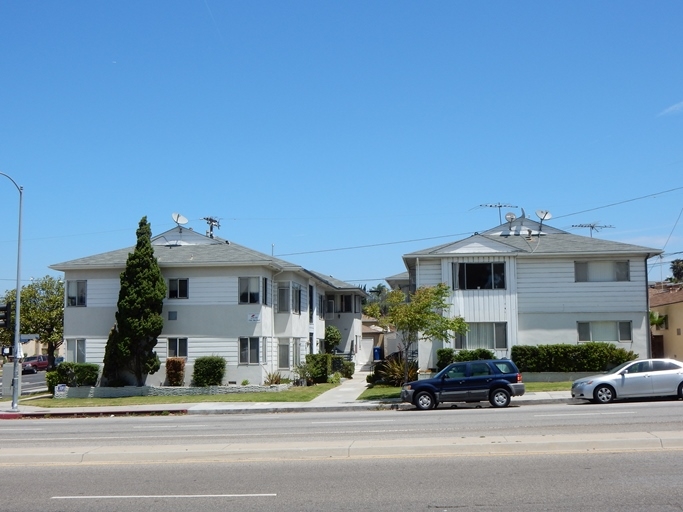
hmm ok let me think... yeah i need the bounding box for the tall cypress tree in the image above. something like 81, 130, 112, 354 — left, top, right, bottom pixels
103, 217, 166, 386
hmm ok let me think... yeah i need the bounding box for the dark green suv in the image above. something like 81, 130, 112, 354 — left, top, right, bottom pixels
400, 359, 525, 410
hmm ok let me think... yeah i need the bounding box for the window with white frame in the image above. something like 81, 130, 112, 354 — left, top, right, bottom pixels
292, 284, 302, 314
293, 338, 301, 366
278, 339, 290, 369
455, 322, 507, 350
239, 277, 260, 304
239, 336, 260, 364
66, 339, 86, 363
168, 278, 189, 299
167, 338, 188, 357
67, 280, 87, 307
278, 284, 290, 312
318, 294, 325, 319
574, 261, 630, 282
453, 263, 506, 290
309, 286, 314, 322
577, 321, 632, 342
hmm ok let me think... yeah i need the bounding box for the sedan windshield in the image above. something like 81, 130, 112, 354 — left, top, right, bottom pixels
606, 361, 634, 374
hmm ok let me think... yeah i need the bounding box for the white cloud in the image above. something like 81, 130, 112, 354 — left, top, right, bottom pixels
658, 100, 683, 116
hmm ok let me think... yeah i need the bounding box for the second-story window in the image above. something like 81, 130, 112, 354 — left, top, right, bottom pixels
239, 277, 260, 304
292, 284, 302, 314
341, 294, 353, 313
454, 263, 506, 290
575, 261, 630, 282
168, 278, 189, 299
278, 284, 290, 312
67, 280, 87, 307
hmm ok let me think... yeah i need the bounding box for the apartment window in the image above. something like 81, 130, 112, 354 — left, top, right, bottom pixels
355, 296, 361, 313
454, 263, 506, 290
278, 284, 290, 312
66, 339, 86, 363
67, 280, 87, 307
239, 336, 260, 364
575, 261, 630, 282
341, 295, 353, 313
168, 338, 188, 357
278, 339, 290, 369
577, 321, 632, 343
239, 277, 260, 304
293, 338, 302, 366
169, 278, 189, 299
309, 286, 314, 322
326, 296, 335, 314
168, 311, 177, 321
318, 294, 325, 319
292, 284, 302, 314
262, 278, 269, 305
455, 322, 507, 350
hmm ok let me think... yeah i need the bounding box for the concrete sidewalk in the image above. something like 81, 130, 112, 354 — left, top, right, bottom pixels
0, 371, 573, 419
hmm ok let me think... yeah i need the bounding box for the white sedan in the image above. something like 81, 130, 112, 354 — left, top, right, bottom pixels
571, 358, 683, 404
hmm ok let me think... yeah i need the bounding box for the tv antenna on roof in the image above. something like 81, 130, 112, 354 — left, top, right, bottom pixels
479, 203, 518, 224
171, 212, 188, 231
572, 223, 615, 238
203, 216, 221, 238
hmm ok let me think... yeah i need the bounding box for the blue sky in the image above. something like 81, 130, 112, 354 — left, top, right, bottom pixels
1, 1, 682, 292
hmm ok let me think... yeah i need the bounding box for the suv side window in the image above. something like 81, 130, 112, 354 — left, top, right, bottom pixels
445, 364, 467, 379
470, 362, 492, 376
494, 361, 515, 374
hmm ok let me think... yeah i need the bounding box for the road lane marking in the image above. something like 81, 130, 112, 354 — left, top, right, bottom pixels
535, 412, 636, 417
311, 420, 395, 424
133, 425, 207, 429
53, 494, 276, 499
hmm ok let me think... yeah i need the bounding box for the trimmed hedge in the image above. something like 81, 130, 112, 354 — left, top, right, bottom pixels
306, 354, 332, 384
511, 342, 637, 373
47, 362, 100, 393
192, 356, 226, 387
436, 348, 496, 371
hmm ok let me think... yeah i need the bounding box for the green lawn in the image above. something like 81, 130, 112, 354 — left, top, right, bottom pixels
5, 383, 338, 408
357, 381, 572, 401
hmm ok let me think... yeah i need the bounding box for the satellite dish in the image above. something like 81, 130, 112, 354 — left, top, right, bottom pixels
536, 210, 552, 221
172, 212, 188, 226
505, 212, 516, 223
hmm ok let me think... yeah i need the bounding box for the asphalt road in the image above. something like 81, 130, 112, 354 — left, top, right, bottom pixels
4, 398, 683, 449
1, 451, 683, 512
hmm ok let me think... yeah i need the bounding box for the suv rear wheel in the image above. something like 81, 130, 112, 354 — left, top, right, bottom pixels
489, 388, 511, 408
414, 391, 435, 410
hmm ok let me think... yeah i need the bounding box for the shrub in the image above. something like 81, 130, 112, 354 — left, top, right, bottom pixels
328, 372, 342, 384
341, 360, 355, 379
306, 354, 332, 383
45, 370, 59, 394
165, 357, 185, 386
264, 371, 282, 385
241, 379, 250, 386
511, 342, 637, 373
294, 362, 313, 386
378, 357, 418, 386
54, 362, 100, 388
192, 356, 226, 386
436, 348, 496, 370
436, 348, 455, 371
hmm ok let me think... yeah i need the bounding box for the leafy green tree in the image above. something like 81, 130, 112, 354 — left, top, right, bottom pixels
0, 276, 64, 369
323, 325, 342, 353
365, 283, 468, 384
671, 259, 683, 282
102, 217, 166, 386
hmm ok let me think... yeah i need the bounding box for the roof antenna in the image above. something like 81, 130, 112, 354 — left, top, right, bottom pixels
171, 212, 188, 232
203, 216, 220, 238
479, 203, 518, 224
572, 223, 615, 238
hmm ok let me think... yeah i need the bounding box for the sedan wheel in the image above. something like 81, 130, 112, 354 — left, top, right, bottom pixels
489, 388, 511, 408
678, 382, 683, 399
593, 384, 615, 404
414, 391, 435, 410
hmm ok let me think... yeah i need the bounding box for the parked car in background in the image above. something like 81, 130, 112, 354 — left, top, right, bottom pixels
55, 356, 64, 366
21, 360, 37, 374
401, 359, 525, 410
571, 358, 683, 404
23, 355, 49, 371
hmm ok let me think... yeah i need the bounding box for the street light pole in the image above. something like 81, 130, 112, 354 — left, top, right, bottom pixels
0, 172, 23, 412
